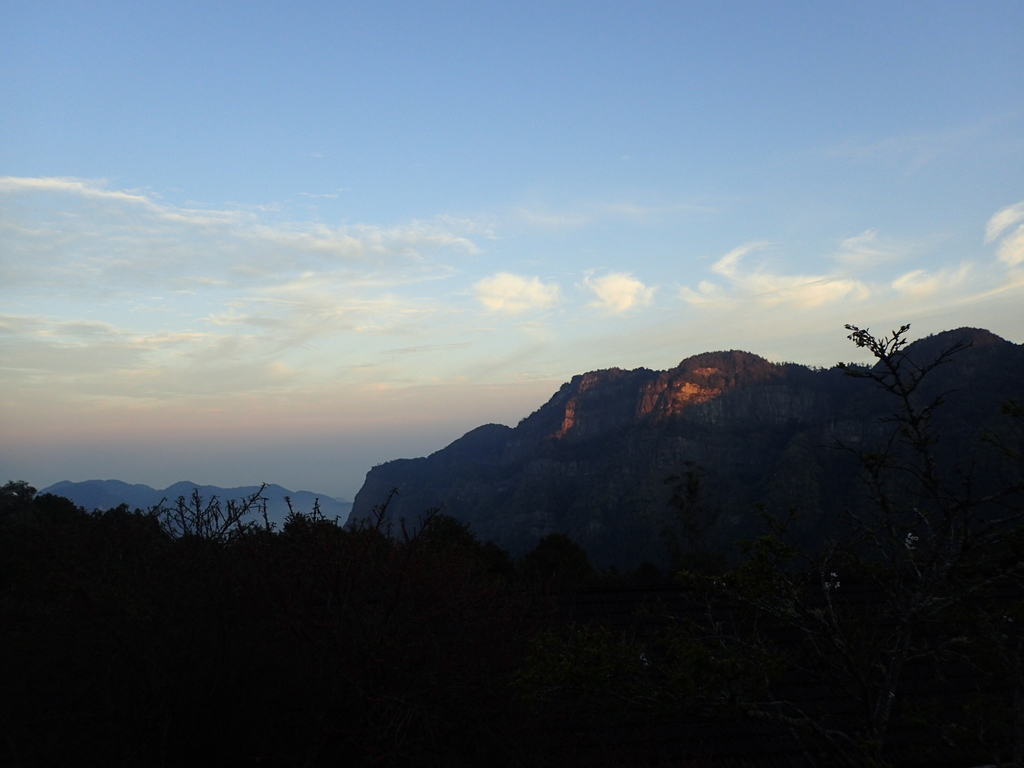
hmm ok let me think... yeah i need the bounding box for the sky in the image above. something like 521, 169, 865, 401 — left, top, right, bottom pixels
2, 1, 1024, 501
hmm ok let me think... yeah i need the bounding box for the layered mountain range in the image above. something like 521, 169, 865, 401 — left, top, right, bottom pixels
40, 480, 352, 530
352, 328, 1024, 568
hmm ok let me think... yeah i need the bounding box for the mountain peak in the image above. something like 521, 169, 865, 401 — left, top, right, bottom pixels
351, 326, 1024, 567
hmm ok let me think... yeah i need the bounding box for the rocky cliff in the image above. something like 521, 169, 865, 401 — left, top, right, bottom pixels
352, 329, 1024, 568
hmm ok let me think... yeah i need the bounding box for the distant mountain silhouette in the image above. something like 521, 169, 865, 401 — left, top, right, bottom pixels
352, 328, 1024, 568
40, 480, 352, 529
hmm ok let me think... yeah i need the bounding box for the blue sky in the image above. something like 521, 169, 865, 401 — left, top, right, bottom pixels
3, 1, 1024, 500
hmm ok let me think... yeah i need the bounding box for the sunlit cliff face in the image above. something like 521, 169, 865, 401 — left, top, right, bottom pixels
558, 374, 723, 439
551, 352, 787, 441
639, 373, 724, 416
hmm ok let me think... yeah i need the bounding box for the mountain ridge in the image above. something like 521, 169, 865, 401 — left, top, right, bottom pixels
352, 327, 1024, 567
39, 480, 352, 529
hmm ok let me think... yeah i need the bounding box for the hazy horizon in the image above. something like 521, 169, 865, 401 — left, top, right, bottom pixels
3, 3, 1023, 500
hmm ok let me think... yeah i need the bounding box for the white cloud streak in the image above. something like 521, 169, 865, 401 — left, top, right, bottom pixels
830, 229, 911, 270
0, 177, 497, 402
890, 264, 973, 297
986, 201, 1024, 267
682, 241, 871, 309
0, 175, 248, 229
984, 202, 1024, 242
0, 176, 482, 296
515, 200, 713, 231
816, 121, 995, 173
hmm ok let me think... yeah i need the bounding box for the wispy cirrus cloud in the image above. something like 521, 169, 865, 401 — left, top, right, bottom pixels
829, 229, 914, 271
472, 272, 561, 313
986, 200, 1024, 267
890, 264, 973, 298
0, 176, 483, 296
816, 120, 995, 173
0, 312, 214, 383
681, 241, 871, 309
583, 271, 655, 314
515, 207, 593, 230
0, 177, 495, 402
0, 175, 249, 230
515, 199, 713, 231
